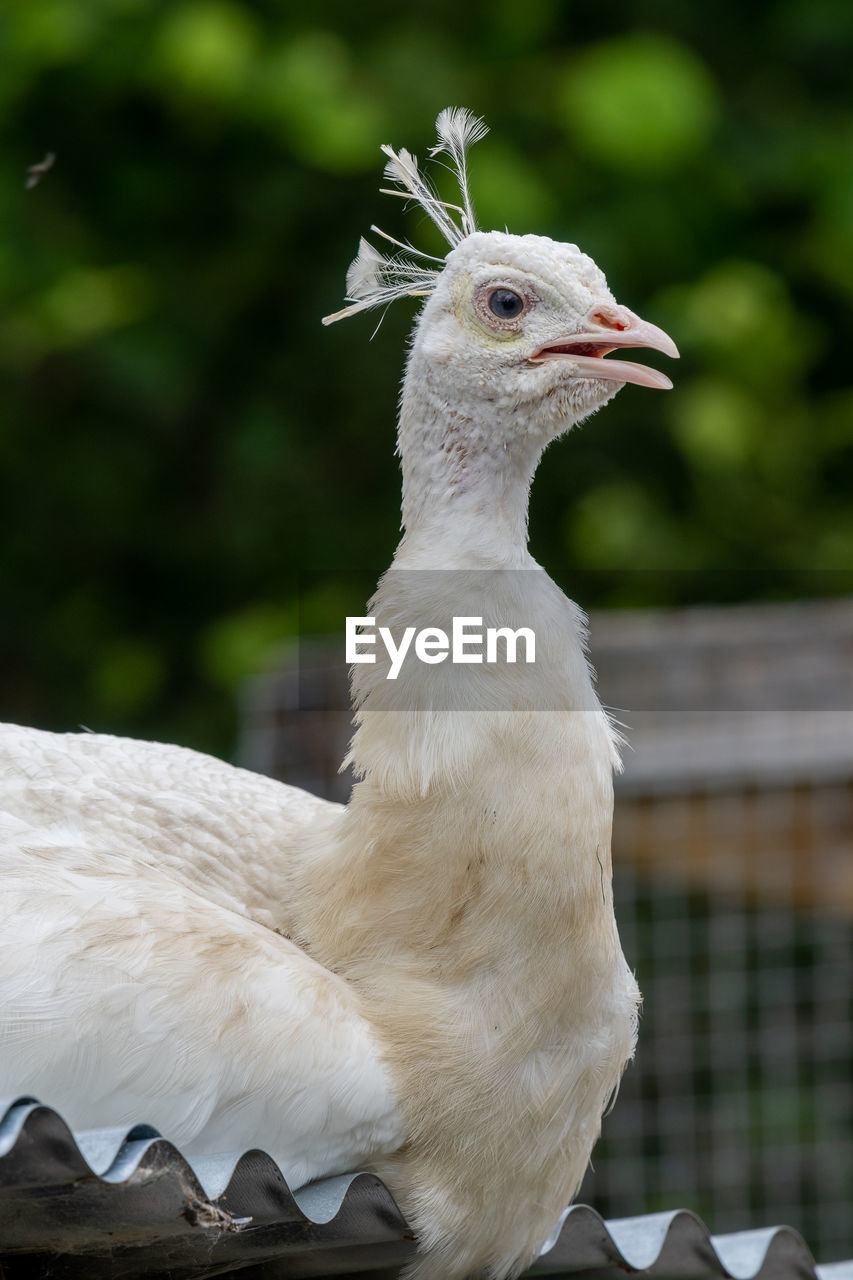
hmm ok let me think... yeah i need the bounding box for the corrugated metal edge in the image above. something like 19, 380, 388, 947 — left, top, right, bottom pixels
0, 1096, 849, 1279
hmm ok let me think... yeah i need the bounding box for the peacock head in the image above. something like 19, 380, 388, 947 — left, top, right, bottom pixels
323, 108, 678, 439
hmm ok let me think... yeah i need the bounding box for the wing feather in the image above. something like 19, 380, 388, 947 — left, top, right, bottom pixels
0, 723, 404, 1183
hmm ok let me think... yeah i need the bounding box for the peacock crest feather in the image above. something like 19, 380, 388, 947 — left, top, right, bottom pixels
322, 108, 489, 326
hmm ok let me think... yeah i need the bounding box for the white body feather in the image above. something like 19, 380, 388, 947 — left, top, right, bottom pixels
0, 725, 402, 1188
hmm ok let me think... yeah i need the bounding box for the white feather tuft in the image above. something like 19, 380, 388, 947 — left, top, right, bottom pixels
433, 106, 490, 155
380, 144, 464, 249
322, 106, 490, 326
345, 238, 387, 300
429, 108, 489, 237
322, 238, 440, 326
381, 146, 420, 192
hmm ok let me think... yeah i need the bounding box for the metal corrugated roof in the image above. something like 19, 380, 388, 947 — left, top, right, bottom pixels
1, 1097, 850, 1280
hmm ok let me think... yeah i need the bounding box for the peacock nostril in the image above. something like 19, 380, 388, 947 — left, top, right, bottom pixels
591, 309, 627, 332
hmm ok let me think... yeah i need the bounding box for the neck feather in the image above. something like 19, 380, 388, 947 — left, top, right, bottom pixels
397, 345, 545, 565
297, 332, 618, 960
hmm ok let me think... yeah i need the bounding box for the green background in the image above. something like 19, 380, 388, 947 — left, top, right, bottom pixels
2, 0, 852, 757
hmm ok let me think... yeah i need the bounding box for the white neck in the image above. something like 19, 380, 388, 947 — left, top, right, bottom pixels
300, 333, 615, 923
289, 327, 634, 1274
396, 342, 547, 567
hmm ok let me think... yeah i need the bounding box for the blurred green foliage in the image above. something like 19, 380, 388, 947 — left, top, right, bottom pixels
1, 0, 852, 756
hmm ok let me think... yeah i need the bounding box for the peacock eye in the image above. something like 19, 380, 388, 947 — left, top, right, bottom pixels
488, 288, 524, 320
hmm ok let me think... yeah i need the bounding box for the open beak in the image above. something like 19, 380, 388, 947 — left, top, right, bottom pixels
529, 305, 679, 391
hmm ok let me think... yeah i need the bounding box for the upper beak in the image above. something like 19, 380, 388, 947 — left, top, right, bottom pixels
529, 304, 679, 391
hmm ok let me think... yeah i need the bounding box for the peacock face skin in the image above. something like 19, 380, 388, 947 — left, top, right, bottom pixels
417, 230, 678, 438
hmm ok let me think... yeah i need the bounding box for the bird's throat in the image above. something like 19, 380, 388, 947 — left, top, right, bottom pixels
396, 354, 544, 566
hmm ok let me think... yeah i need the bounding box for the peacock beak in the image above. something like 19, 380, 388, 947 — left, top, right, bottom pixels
529, 304, 679, 391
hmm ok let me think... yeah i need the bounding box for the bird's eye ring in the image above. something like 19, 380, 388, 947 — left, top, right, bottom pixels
488, 288, 525, 320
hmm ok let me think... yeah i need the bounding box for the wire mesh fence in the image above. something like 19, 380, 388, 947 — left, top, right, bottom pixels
238, 597, 853, 1260
581, 785, 853, 1259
